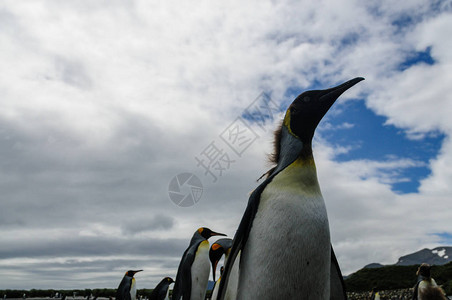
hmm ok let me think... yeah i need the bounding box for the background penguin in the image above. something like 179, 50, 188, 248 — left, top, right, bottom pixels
209, 238, 232, 282
209, 239, 232, 300
116, 270, 143, 300
218, 78, 364, 300
172, 227, 226, 300
149, 277, 174, 300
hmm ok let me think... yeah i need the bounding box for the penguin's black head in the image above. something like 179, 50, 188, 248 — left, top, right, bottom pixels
261, 77, 364, 179
417, 263, 431, 277
209, 238, 232, 281
125, 270, 143, 277
287, 77, 364, 143
197, 227, 226, 240
209, 243, 223, 282
209, 242, 225, 262
164, 277, 174, 284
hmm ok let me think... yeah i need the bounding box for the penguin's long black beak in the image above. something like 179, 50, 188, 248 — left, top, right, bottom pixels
130, 270, 143, 276
211, 259, 220, 282
290, 77, 364, 142
210, 231, 227, 237
317, 77, 365, 112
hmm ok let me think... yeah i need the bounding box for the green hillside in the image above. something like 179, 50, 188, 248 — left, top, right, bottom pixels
345, 262, 452, 294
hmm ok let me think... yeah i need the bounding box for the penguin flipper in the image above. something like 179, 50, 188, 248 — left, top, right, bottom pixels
217, 176, 276, 300
173, 242, 199, 300
330, 246, 347, 300
181, 249, 195, 299
116, 277, 132, 300
124, 287, 132, 300
149, 279, 169, 300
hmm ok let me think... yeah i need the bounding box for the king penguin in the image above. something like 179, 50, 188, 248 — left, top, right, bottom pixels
209, 238, 233, 282
172, 227, 226, 300
149, 277, 174, 300
116, 270, 143, 300
218, 77, 364, 300
209, 238, 238, 300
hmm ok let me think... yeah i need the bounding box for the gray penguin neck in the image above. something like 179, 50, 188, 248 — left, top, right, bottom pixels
272, 126, 312, 175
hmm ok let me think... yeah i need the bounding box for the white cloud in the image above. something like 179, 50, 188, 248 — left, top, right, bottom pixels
0, 0, 451, 289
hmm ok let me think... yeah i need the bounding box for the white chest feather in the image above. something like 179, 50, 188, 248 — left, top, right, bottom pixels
130, 278, 137, 300
214, 251, 239, 300
224, 251, 240, 300
211, 278, 220, 300
164, 287, 170, 300
190, 240, 210, 300
238, 159, 331, 299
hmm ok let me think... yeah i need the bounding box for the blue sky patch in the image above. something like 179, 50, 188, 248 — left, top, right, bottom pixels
389, 1, 449, 34
241, 92, 283, 128
320, 100, 444, 194
391, 14, 416, 33
273, 87, 444, 194
399, 47, 435, 71
251, 73, 444, 195
435, 232, 452, 244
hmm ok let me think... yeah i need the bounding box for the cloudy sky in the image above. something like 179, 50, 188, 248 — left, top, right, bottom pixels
1, 0, 452, 291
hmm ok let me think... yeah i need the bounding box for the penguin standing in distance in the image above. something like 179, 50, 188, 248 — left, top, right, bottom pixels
218, 77, 364, 300
172, 227, 226, 300
149, 277, 174, 300
209, 238, 233, 300
116, 270, 143, 300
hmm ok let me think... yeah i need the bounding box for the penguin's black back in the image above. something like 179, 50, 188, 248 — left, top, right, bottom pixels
172, 233, 205, 300
116, 276, 132, 300
149, 278, 172, 300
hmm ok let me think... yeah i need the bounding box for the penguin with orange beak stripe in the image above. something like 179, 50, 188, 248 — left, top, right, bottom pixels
172, 227, 226, 300
116, 270, 143, 300
209, 238, 232, 282
209, 238, 232, 300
